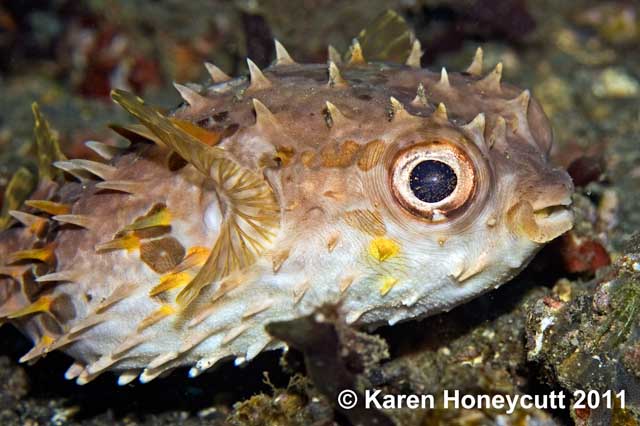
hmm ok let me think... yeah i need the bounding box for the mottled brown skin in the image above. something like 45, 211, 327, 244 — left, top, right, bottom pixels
0, 44, 573, 385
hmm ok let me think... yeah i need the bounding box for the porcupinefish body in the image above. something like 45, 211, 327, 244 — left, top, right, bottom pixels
0, 39, 573, 385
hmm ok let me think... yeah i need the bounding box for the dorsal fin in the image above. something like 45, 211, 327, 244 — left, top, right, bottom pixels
32, 103, 66, 182
354, 10, 413, 64
347, 39, 365, 65
0, 168, 36, 230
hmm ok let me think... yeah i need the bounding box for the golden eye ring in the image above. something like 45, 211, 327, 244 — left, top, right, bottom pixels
390, 141, 476, 221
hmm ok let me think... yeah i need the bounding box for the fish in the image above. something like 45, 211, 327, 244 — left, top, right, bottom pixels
0, 22, 574, 385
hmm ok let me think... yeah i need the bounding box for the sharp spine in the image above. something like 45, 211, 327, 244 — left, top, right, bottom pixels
411, 83, 428, 107
272, 248, 290, 273
242, 299, 273, 319
64, 362, 85, 380
246, 59, 272, 91
389, 97, 415, 122
512, 90, 531, 113
84, 140, 129, 160
9, 210, 46, 227
117, 370, 139, 386
95, 180, 145, 194
36, 270, 78, 283
7, 244, 56, 265
347, 39, 365, 65
6, 295, 53, 319
252, 98, 280, 130
324, 101, 350, 128
204, 62, 231, 83
478, 62, 503, 92
438, 67, 451, 88
53, 214, 94, 229
466, 47, 484, 76
52, 161, 93, 181
274, 39, 296, 65
327, 45, 342, 64
489, 116, 507, 148
328, 61, 347, 87
462, 113, 487, 150
433, 102, 448, 121
293, 280, 309, 304
405, 39, 423, 68
173, 83, 207, 106
54, 159, 117, 180
222, 323, 250, 345
24, 199, 70, 215
147, 351, 179, 370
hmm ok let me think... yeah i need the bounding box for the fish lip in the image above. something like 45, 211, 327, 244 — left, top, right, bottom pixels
531, 194, 573, 213
533, 203, 574, 230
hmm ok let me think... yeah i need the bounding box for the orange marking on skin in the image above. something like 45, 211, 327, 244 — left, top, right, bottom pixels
177, 246, 209, 270
137, 304, 175, 331
123, 205, 171, 231
7, 243, 56, 264
24, 200, 71, 215
301, 151, 315, 167
274, 145, 295, 167
357, 139, 385, 171
170, 118, 223, 146
95, 234, 140, 253
149, 271, 193, 297
7, 296, 53, 319
320, 140, 361, 168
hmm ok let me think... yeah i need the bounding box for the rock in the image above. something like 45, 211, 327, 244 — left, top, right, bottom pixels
592, 68, 639, 98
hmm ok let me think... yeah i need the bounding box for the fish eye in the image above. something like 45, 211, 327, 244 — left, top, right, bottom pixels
390, 141, 476, 221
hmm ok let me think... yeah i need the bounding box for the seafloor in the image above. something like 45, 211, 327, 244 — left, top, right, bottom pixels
0, 1, 639, 425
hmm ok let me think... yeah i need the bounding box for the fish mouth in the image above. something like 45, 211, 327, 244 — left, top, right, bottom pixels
534, 204, 574, 231
507, 197, 574, 244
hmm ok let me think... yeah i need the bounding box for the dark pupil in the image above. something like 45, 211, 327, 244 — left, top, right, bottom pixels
409, 160, 457, 203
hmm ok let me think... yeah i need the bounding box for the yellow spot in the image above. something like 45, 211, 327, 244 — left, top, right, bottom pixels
25, 200, 70, 215
301, 151, 315, 167
170, 118, 222, 146
368, 237, 400, 262
149, 271, 193, 297
137, 304, 175, 331
7, 296, 53, 319
320, 140, 361, 168
95, 234, 140, 253
40, 334, 55, 347
274, 145, 295, 167
7, 244, 56, 264
124, 205, 171, 231
380, 277, 399, 296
